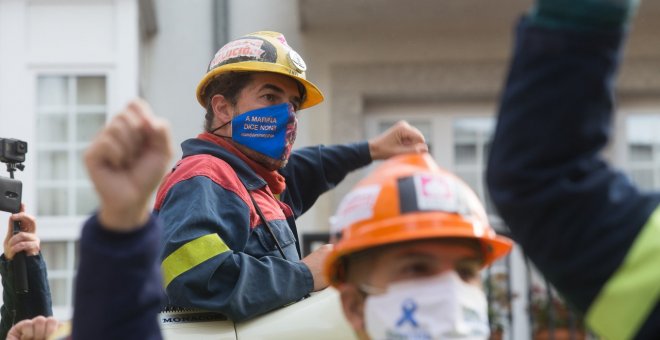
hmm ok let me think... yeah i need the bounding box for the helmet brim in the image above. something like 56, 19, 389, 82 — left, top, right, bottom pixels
324, 212, 514, 287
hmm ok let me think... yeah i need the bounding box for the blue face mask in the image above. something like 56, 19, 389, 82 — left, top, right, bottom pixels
215, 103, 298, 161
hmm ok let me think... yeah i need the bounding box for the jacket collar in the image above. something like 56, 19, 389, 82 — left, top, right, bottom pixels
181, 133, 286, 194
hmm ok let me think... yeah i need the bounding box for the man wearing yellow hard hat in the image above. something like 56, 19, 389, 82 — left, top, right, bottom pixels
325, 153, 512, 339
154, 31, 428, 321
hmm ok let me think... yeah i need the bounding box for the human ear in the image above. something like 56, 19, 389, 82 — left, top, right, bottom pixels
210, 94, 232, 126
339, 284, 366, 333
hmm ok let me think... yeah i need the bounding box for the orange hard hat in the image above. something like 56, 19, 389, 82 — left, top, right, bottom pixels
196, 31, 324, 110
324, 153, 513, 287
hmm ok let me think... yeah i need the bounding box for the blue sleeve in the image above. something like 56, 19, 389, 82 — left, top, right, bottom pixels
158, 177, 313, 322
72, 214, 163, 340
486, 18, 660, 314
0, 254, 52, 339
281, 142, 372, 217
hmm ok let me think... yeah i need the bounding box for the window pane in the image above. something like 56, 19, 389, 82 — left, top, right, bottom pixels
627, 116, 660, 146
454, 118, 493, 141
628, 143, 653, 162
452, 117, 494, 204
36, 74, 106, 219
455, 144, 477, 165
75, 187, 98, 215
38, 76, 69, 107
456, 170, 479, 193
41, 241, 68, 270
630, 169, 654, 188
37, 188, 68, 215
626, 115, 660, 190
454, 126, 477, 143
484, 186, 497, 215
483, 142, 492, 166
74, 240, 80, 268
37, 114, 68, 143
77, 76, 106, 105
75, 149, 89, 181
49, 278, 68, 306
76, 114, 105, 142
37, 150, 68, 180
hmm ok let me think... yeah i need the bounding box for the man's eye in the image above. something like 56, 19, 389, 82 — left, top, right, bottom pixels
264, 94, 276, 102
402, 263, 432, 277
455, 260, 480, 282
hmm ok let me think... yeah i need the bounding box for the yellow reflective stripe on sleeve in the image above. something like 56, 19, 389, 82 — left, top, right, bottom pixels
586, 205, 660, 340
161, 233, 230, 288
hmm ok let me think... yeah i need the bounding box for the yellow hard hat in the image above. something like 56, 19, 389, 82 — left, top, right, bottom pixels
196, 31, 324, 110
324, 153, 513, 287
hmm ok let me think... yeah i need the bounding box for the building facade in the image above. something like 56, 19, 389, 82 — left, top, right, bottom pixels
0, 0, 659, 336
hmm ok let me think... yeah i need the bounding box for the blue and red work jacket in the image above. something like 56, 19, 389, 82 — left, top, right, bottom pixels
154, 132, 371, 321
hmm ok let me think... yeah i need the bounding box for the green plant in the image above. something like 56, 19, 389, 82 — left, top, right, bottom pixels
529, 284, 586, 338
485, 271, 515, 334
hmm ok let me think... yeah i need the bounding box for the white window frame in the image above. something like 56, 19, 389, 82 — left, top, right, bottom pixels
42, 240, 78, 320
30, 69, 113, 320
30, 69, 113, 238
35, 75, 107, 216
620, 106, 660, 190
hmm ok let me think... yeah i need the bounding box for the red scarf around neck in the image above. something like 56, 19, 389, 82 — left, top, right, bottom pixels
198, 132, 286, 194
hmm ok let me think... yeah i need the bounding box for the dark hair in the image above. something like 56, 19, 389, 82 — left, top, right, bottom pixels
203, 72, 254, 132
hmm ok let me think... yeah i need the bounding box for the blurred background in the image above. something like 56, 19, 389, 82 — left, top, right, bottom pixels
0, 0, 658, 338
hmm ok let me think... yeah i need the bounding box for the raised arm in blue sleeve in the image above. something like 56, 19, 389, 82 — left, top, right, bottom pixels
72, 214, 164, 340
487, 18, 660, 339
282, 142, 372, 217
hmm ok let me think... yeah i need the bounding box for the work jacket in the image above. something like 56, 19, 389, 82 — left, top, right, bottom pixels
72, 214, 164, 340
0, 253, 52, 339
155, 133, 371, 321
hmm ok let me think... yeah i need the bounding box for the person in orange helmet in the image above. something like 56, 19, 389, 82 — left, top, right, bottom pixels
325, 153, 513, 340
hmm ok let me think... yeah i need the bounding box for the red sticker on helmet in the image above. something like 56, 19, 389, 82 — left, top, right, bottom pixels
208, 38, 277, 70
413, 174, 458, 212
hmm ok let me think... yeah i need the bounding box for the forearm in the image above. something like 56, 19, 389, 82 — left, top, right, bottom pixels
487, 18, 651, 310
0, 256, 14, 340
20, 255, 52, 320
489, 18, 625, 184
72, 213, 163, 340
488, 14, 660, 339
0, 253, 52, 338
284, 142, 371, 216
488, 18, 628, 228
166, 253, 313, 321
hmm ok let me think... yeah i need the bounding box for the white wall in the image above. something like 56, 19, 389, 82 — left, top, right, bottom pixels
0, 0, 139, 239
140, 0, 215, 162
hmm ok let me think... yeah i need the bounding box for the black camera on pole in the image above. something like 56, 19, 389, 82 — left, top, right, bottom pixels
0, 138, 28, 163
0, 138, 29, 294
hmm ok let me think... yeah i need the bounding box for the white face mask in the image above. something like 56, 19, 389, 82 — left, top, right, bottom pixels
363, 271, 490, 340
